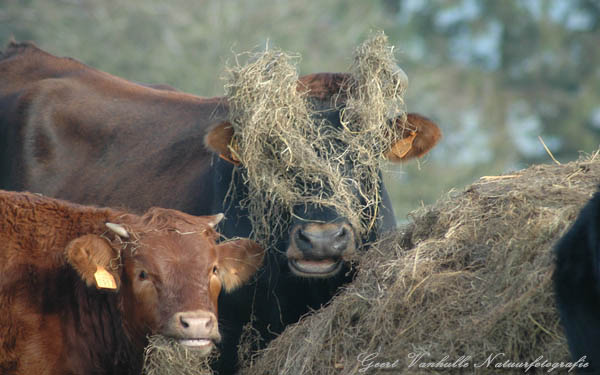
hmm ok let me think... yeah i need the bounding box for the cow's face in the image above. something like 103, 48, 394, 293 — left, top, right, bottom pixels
65, 211, 263, 355
205, 73, 441, 278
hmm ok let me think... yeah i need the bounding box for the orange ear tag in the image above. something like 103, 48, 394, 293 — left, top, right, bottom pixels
94, 266, 117, 290
391, 131, 417, 158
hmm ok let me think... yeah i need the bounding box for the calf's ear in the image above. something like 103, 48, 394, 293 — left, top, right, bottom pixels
204, 121, 241, 165
65, 234, 121, 291
384, 113, 442, 162
216, 239, 264, 292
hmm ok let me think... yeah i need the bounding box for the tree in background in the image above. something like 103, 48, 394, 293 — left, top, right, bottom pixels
382, 0, 600, 216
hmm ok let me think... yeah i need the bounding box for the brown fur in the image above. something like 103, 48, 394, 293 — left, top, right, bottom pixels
296, 72, 351, 100
0, 42, 228, 211
0, 190, 262, 375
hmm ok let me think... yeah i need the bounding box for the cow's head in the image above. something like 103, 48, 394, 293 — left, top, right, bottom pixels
205, 72, 440, 278
65, 209, 263, 355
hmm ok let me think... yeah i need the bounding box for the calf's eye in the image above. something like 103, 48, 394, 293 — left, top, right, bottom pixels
139, 270, 148, 280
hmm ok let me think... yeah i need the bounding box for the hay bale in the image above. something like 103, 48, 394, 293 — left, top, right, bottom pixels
223, 32, 408, 248
239, 154, 600, 374
142, 335, 215, 375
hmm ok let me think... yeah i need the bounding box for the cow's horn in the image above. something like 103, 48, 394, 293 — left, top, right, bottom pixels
208, 213, 225, 228
106, 222, 130, 238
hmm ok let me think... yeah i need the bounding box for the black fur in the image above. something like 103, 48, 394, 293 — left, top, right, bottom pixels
554, 191, 600, 373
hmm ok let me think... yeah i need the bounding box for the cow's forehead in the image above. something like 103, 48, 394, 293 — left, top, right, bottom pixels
127, 230, 217, 273
309, 104, 344, 128
297, 72, 349, 100
137, 207, 218, 234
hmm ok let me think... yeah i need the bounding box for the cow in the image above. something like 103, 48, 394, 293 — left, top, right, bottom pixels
0, 42, 441, 373
554, 191, 600, 373
0, 190, 263, 375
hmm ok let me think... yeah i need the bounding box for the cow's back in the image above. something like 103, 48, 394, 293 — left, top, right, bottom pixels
0, 42, 226, 213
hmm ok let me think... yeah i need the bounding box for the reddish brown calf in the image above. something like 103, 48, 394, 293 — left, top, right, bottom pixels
0, 190, 263, 375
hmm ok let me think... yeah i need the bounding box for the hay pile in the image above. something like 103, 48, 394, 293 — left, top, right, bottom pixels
142, 335, 215, 375
239, 154, 600, 374
224, 32, 408, 248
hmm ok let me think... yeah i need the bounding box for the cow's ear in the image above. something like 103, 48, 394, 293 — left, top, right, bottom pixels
384, 113, 441, 162
204, 121, 240, 165
65, 234, 121, 291
216, 239, 264, 292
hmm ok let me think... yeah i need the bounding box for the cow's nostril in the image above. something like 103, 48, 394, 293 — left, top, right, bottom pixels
180, 315, 190, 329
332, 228, 349, 251
296, 229, 312, 248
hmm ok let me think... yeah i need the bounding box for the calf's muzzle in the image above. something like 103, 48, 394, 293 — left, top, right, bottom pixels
164, 310, 221, 354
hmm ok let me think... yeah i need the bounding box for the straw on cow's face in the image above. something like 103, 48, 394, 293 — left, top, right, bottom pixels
224, 32, 410, 257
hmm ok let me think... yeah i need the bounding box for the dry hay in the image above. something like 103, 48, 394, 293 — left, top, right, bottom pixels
142, 335, 215, 375
224, 31, 408, 249
238, 154, 600, 374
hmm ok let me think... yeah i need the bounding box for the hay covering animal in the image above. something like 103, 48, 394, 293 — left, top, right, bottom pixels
0, 190, 263, 375
0, 33, 440, 373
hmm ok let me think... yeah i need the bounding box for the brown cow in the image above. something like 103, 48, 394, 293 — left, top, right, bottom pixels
0, 190, 263, 375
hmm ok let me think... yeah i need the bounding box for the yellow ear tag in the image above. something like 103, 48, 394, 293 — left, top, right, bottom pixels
391, 131, 417, 158
94, 266, 117, 290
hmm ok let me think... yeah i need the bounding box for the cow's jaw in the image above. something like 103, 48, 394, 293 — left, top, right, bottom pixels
288, 258, 343, 277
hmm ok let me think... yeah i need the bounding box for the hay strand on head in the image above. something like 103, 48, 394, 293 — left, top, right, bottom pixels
337, 30, 410, 231
224, 48, 316, 248
342, 30, 408, 141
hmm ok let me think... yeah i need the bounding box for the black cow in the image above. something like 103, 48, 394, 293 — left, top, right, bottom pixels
554, 190, 600, 373
0, 42, 441, 373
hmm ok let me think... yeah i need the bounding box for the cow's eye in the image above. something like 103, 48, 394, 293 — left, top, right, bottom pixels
212, 265, 219, 275
139, 270, 148, 280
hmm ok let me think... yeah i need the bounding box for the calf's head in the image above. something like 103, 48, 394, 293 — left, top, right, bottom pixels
65, 209, 263, 355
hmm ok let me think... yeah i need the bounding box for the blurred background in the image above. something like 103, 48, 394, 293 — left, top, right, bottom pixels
2, 0, 599, 221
